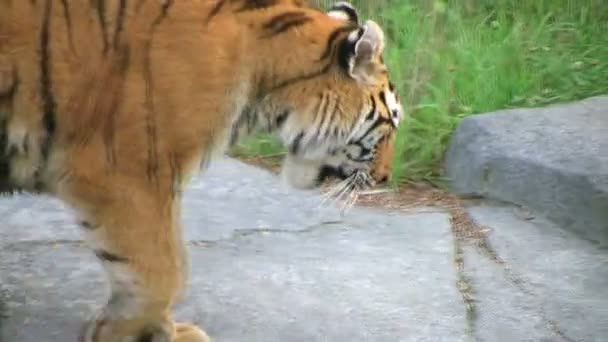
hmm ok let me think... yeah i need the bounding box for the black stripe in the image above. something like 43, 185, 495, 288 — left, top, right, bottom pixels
0, 116, 12, 193
206, 0, 226, 23
262, 14, 312, 37
318, 25, 355, 61
93, 0, 109, 54
361, 96, 377, 132
229, 106, 252, 146
80, 220, 100, 230
143, 0, 173, 184
358, 115, 391, 146
313, 92, 325, 115
338, 27, 364, 71
237, 0, 279, 12
317, 94, 333, 139
136, 326, 172, 342
0, 116, 7, 157
104, 48, 130, 167
268, 61, 332, 93
357, 96, 388, 141
113, 0, 128, 49
348, 141, 373, 162
382, 89, 401, 127
248, 106, 259, 132
365, 95, 376, 120
59, 0, 77, 55
263, 11, 306, 30
39, 0, 56, 172
136, 331, 156, 342
317, 165, 346, 184
379, 91, 392, 116
54, 169, 72, 185
0, 119, 6, 150
267, 17, 313, 37
327, 100, 341, 140
95, 249, 129, 263
231, 105, 259, 134
330, 3, 359, 23
275, 110, 289, 128
290, 132, 304, 155
310, 92, 327, 140
104, 1, 130, 166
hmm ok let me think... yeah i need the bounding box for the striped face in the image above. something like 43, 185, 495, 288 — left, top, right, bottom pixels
319, 82, 401, 183
279, 2, 402, 190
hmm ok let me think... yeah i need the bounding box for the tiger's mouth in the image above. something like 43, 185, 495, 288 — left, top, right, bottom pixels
316, 165, 349, 185
316, 164, 373, 187
315, 167, 380, 214
280, 153, 386, 214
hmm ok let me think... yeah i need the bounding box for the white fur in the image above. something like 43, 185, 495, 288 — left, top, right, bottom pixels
327, 1, 357, 22
278, 108, 345, 162
280, 154, 323, 189
327, 11, 351, 22
385, 87, 403, 127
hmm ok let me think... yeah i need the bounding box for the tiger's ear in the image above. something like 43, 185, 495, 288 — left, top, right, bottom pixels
340, 20, 385, 84
327, 2, 359, 24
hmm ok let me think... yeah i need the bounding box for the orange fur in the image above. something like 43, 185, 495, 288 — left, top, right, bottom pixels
0, 1, 402, 340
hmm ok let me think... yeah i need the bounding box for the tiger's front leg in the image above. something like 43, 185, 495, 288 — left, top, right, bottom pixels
69, 184, 210, 342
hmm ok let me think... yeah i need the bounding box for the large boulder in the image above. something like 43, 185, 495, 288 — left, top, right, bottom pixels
444, 96, 608, 245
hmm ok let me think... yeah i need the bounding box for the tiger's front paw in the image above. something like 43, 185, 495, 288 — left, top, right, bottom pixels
79, 314, 174, 342
174, 323, 210, 342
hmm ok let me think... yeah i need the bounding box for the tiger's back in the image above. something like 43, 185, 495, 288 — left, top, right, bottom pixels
0, 1, 249, 195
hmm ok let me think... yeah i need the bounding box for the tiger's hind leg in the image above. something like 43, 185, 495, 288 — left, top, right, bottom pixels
0, 53, 15, 96
68, 184, 210, 342
0, 54, 14, 193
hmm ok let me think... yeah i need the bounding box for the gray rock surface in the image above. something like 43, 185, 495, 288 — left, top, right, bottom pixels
444, 95, 608, 245
463, 202, 608, 342
0, 158, 466, 342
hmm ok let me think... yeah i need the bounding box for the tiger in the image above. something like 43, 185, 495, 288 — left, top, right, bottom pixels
0, 0, 403, 341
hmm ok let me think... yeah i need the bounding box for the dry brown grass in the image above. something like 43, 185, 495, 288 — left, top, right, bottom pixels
236, 154, 495, 249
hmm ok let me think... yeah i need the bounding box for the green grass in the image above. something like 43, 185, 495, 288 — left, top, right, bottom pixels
231, 0, 608, 187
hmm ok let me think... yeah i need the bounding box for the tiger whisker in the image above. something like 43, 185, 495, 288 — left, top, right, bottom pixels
342, 170, 371, 212
343, 192, 359, 214
340, 184, 360, 215
336, 171, 366, 214
331, 175, 357, 206
320, 176, 352, 202
317, 175, 355, 209
317, 170, 372, 215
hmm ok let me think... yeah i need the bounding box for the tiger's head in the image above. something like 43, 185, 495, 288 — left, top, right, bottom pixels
249, 1, 403, 190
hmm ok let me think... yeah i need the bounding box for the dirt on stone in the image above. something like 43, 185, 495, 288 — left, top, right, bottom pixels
235, 154, 493, 247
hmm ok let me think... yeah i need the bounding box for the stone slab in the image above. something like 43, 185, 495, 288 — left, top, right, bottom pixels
462, 247, 565, 342
464, 203, 608, 342
444, 96, 608, 245
0, 215, 462, 342
0, 158, 465, 342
